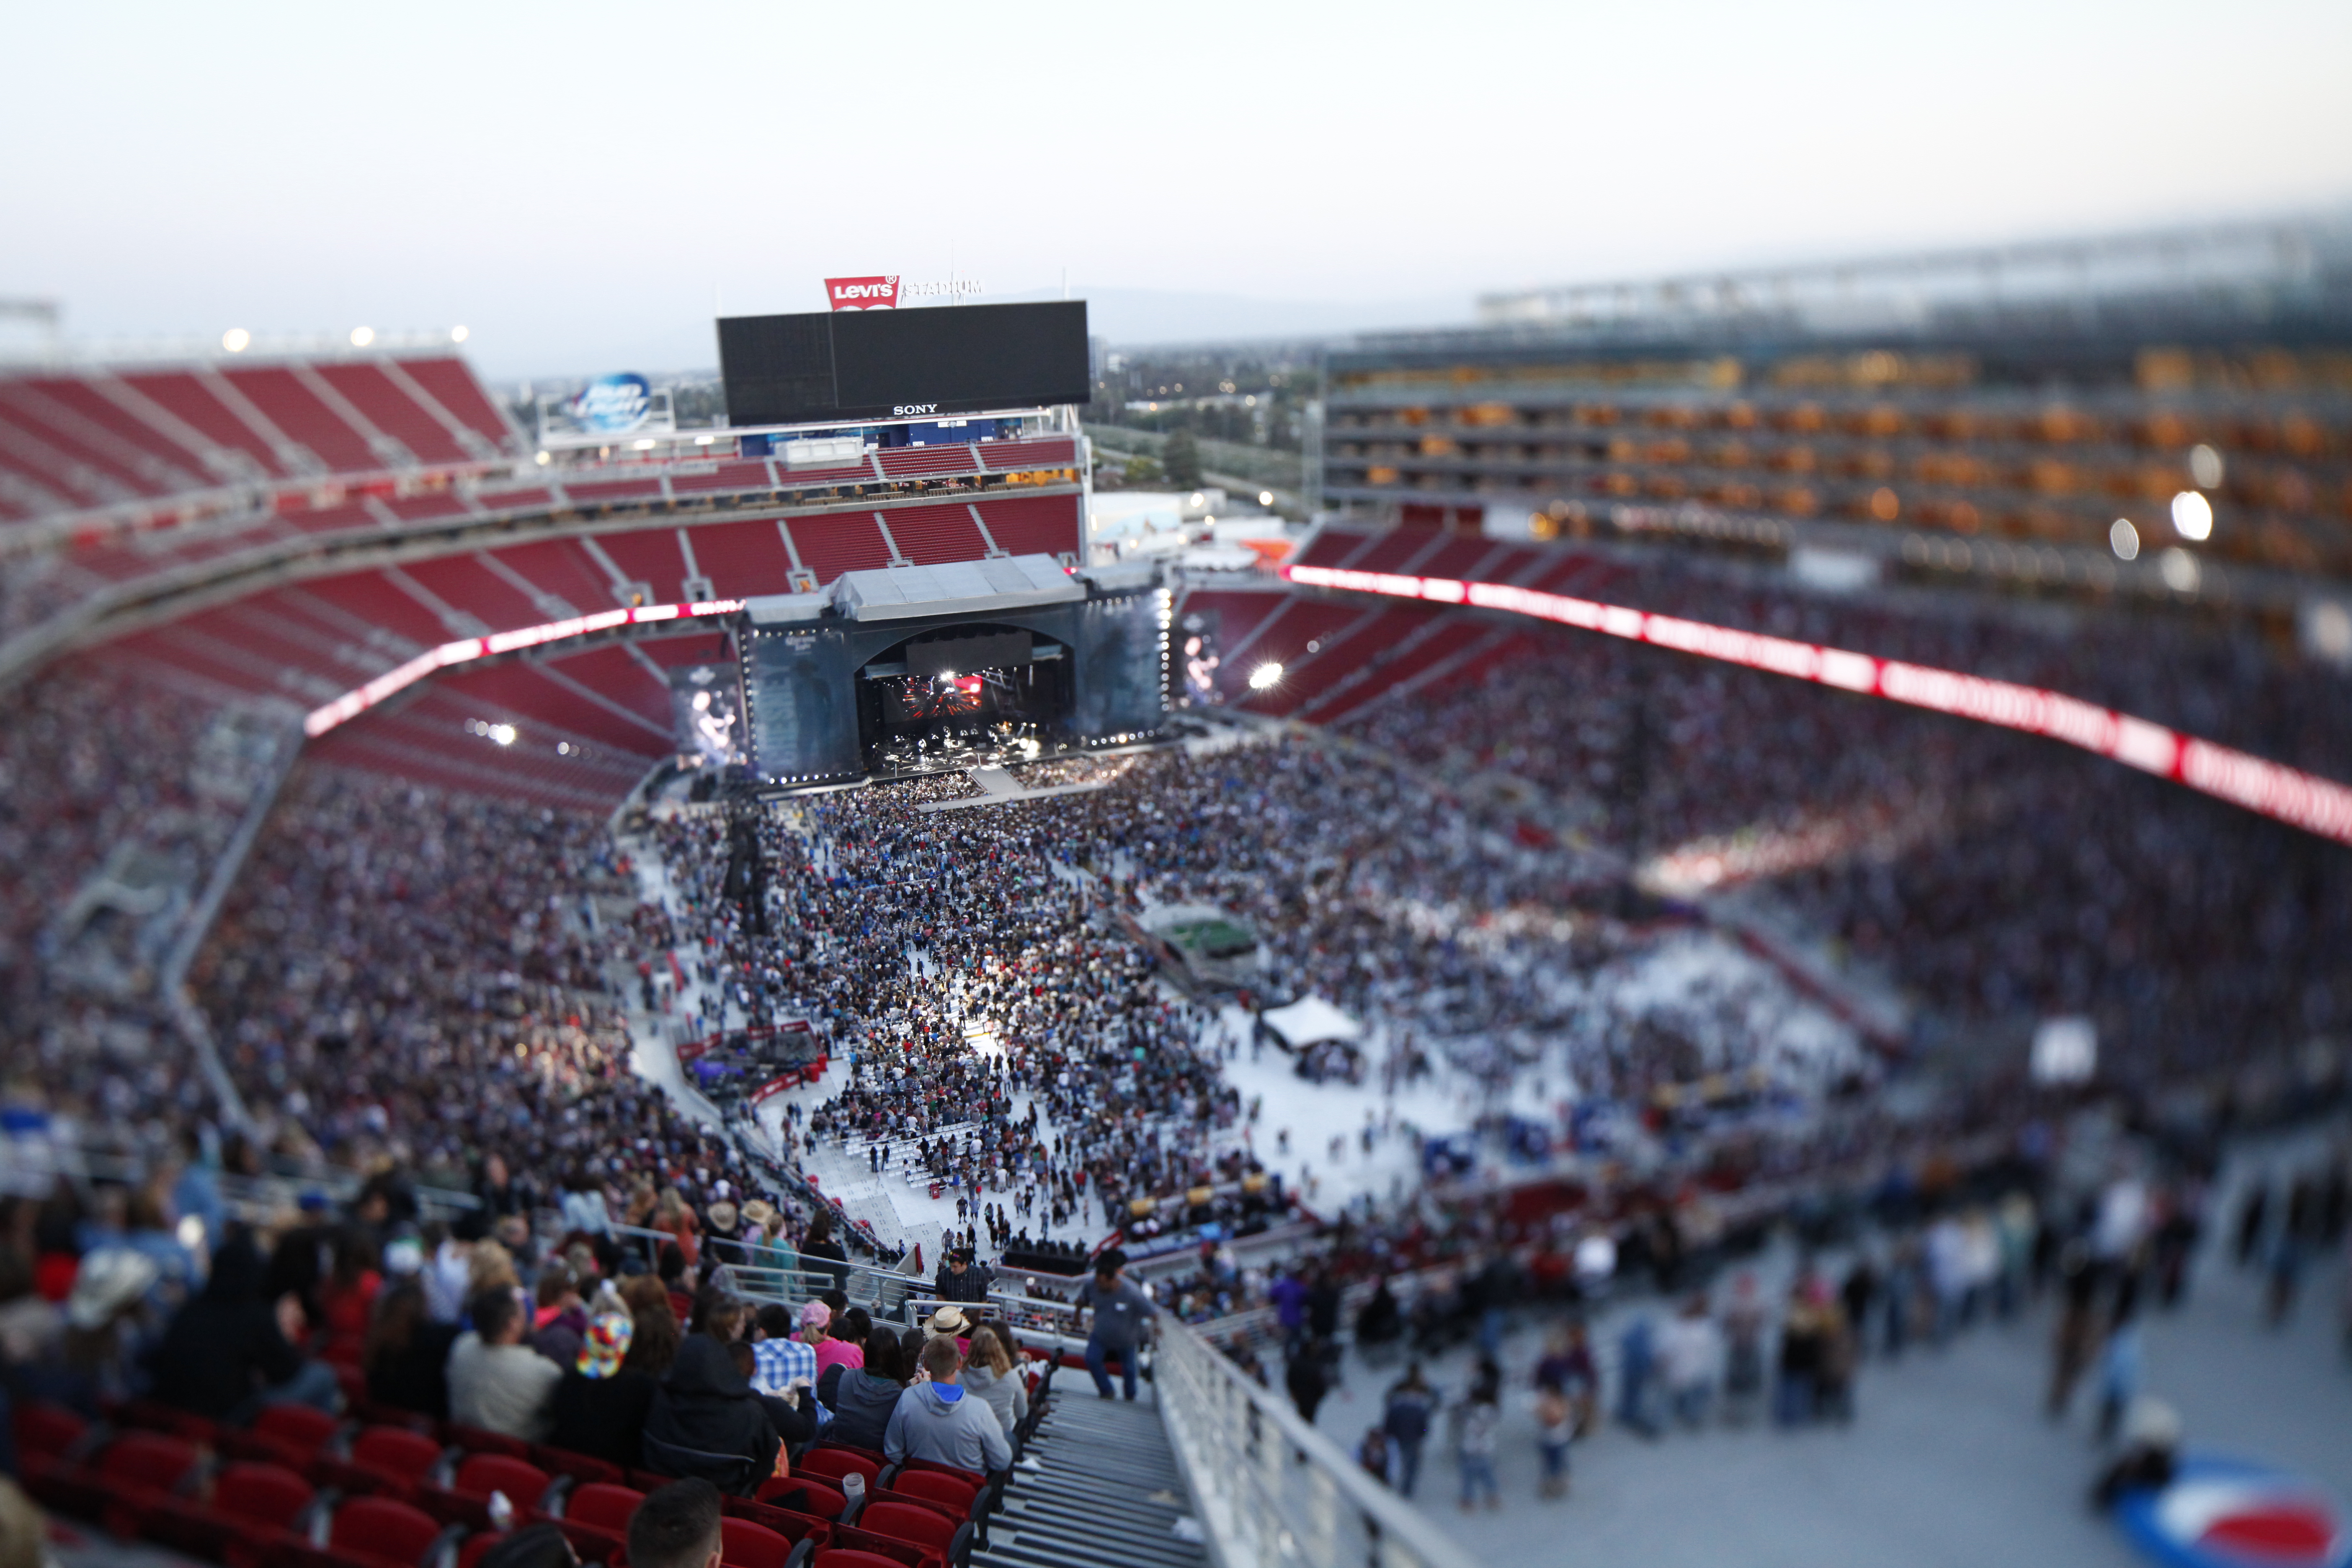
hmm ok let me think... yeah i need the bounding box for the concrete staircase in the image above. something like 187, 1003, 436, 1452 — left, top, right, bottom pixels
978, 1383, 1206, 1568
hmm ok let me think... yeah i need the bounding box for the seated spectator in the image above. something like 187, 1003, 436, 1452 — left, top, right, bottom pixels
319, 1230, 381, 1342
548, 1311, 665, 1467
448, 1285, 561, 1440
961, 1321, 1028, 1437
884, 1337, 1011, 1475
747, 1304, 813, 1397
817, 1330, 908, 1452
365, 1278, 459, 1419
149, 1230, 339, 1422
798, 1301, 861, 1379
724, 1340, 816, 1449
529, 1267, 587, 1369
625, 1479, 725, 1568
640, 1334, 778, 1494
922, 1305, 972, 1357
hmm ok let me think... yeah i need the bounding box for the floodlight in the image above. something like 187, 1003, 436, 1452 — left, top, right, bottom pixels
1258, 491, 1274, 507
2109, 519, 2139, 561
451, 325, 469, 343
2171, 491, 2213, 542
349, 326, 375, 348
2188, 444, 2223, 489
221, 328, 251, 353
1248, 662, 1282, 691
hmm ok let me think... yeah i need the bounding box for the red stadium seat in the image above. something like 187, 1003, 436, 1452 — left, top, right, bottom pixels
420, 1452, 555, 1530
721, 1497, 829, 1545
457, 1532, 507, 1568
230, 1405, 344, 1468
753, 1477, 846, 1522
565, 1484, 643, 1534
853, 1500, 966, 1568
818, 1538, 933, 1568
553, 1482, 641, 1563
312, 1425, 447, 1501
534, 1445, 626, 1490
719, 1517, 793, 1568
139, 1459, 314, 1566
794, 1450, 878, 1491
447, 1426, 535, 1461
324, 1496, 449, 1567
98, 1428, 206, 1534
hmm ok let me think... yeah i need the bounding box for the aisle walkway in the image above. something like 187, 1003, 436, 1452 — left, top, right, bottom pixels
979, 1382, 1207, 1568
1297, 1225, 2352, 1568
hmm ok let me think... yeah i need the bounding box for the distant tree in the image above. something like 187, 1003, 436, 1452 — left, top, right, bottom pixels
1119, 453, 1163, 487
1162, 429, 1204, 491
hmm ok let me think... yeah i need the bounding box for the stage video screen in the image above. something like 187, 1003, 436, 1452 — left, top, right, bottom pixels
668, 663, 743, 767
717, 301, 1089, 425
743, 627, 862, 782
1072, 593, 1168, 739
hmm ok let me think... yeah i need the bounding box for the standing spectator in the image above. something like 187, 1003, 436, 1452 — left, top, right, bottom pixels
1452, 1377, 1500, 1514
2096, 1276, 2144, 1443
1615, 1313, 1659, 1438
1534, 1381, 1573, 1500
933, 1244, 991, 1305
1074, 1255, 1155, 1402
1815, 1284, 1857, 1424
1658, 1295, 1723, 1429
1382, 1364, 1436, 1499
1285, 1338, 1331, 1426
1721, 1276, 1768, 1426
883, 1338, 1012, 1474
799, 1216, 849, 1292
2048, 1248, 2100, 1420
1774, 1285, 1823, 1428
448, 1285, 562, 1441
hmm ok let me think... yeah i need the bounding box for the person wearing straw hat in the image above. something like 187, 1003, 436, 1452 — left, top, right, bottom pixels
922, 1304, 973, 1356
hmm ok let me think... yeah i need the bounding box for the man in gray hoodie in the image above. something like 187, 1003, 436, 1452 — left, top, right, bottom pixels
883, 1338, 1013, 1475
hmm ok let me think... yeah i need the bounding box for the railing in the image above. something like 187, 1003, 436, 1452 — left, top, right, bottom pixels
1154, 1317, 1478, 1568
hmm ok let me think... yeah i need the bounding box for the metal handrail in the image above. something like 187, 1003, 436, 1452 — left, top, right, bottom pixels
1154, 1316, 1478, 1568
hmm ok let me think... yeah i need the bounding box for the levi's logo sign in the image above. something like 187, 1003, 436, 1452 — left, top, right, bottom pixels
825, 275, 899, 309
893, 405, 937, 416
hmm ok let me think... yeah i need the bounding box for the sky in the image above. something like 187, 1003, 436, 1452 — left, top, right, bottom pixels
8, 0, 2352, 378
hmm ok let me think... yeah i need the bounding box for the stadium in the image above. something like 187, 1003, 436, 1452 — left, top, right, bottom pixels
6, 31, 2352, 1568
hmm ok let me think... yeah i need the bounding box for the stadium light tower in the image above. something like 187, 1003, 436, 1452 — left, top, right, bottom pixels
1249, 662, 1282, 691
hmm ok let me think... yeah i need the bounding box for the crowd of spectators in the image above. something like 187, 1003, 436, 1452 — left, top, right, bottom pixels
1338, 566, 2352, 1084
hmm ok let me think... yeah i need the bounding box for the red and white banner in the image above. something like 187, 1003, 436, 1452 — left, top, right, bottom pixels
825, 275, 899, 310
1282, 560, 2352, 849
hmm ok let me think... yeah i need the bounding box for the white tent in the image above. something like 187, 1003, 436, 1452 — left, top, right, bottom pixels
1260, 996, 1363, 1050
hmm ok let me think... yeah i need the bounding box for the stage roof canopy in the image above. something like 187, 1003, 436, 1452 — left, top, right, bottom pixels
833, 554, 1082, 621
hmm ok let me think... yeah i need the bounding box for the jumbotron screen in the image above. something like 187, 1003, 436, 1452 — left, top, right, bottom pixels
717, 301, 1090, 426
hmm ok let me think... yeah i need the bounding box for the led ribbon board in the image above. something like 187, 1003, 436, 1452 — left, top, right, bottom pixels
304, 599, 745, 738
1282, 562, 2352, 849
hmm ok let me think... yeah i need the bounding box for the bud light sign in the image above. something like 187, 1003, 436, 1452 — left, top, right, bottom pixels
571, 373, 652, 433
